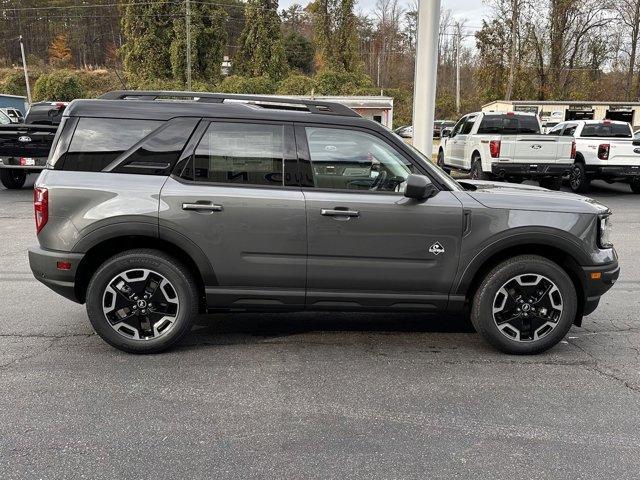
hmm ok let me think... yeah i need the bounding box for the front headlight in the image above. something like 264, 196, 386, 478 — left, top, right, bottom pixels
598, 214, 613, 248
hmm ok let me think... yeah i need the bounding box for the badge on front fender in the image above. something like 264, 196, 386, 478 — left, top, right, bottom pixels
429, 242, 445, 255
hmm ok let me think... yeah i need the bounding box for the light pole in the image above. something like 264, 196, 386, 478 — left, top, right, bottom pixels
411, 0, 441, 156
19, 36, 32, 105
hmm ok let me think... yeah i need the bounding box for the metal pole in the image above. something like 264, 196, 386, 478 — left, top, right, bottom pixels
185, 0, 192, 90
19, 36, 32, 105
412, 0, 441, 155
455, 24, 460, 114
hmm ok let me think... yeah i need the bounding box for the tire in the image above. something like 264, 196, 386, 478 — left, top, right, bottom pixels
470, 255, 577, 355
630, 178, 640, 194
470, 155, 490, 180
569, 162, 590, 193
437, 150, 451, 174
0, 169, 27, 189
539, 177, 562, 191
86, 249, 198, 354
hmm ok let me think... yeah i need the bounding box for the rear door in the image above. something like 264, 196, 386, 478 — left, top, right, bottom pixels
159, 120, 307, 308
297, 124, 463, 311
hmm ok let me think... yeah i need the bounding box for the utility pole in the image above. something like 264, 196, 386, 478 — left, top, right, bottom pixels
412, 0, 441, 155
185, 0, 192, 91
455, 23, 461, 114
19, 36, 31, 105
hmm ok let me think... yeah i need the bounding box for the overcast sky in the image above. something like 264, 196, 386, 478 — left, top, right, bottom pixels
279, 0, 490, 25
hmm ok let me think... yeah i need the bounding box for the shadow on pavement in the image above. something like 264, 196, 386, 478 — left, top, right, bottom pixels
187, 311, 475, 345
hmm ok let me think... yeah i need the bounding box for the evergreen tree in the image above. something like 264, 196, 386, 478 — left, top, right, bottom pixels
170, 3, 228, 84
235, 0, 288, 79
121, 0, 175, 82
309, 0, 360, 72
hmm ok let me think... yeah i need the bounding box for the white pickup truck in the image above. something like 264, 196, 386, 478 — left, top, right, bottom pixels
547, 120, 640, 193
437, 111, 575, 190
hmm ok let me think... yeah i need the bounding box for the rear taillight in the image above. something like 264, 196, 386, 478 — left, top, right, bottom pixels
571, 140, 576, 159
597, 144, 610, 160
489, 140, 501, 158
34, 187, 48, 234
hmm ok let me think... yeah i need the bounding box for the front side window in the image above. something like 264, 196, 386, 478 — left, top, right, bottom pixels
461, 116, 476, 134
305, 126, 414, 192
64, 118, 161, 172
190, 122, 284, 186
562, 124, 578, 136
0, 111, 11, 125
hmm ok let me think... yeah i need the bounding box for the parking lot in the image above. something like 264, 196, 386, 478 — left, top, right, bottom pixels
1, 177, 639, 479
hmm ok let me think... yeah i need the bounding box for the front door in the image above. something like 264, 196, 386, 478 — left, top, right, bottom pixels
297, 125, 463, 311
160, 120, 307, 308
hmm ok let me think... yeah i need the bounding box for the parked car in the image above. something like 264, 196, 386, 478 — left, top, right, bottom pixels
548, 120, 640, 193
1, 107, 24, 123
394, 125, 413, 138
0, 102, 67, 189
437, 111, 575, 190
29, 90, 618, 355
434, 120, 455, 138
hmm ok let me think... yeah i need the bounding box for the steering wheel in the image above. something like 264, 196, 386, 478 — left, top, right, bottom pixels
370, 170, 388, 191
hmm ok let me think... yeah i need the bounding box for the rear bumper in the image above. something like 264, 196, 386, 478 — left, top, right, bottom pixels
0, 156, 47, 170
491, 162, 572, 178
28, 246, 84, 303
580, 260, 619, 316
587, 164, 640, 179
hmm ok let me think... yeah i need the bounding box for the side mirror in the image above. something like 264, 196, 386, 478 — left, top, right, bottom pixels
633, 139, 640, 146
404, 174, 434, 200
441, 129, 451, 138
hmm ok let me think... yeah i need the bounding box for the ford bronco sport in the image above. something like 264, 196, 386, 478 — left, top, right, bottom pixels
28, 91, 619, 354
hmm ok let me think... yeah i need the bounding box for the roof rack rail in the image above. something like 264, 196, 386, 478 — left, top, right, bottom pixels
98, 90, 360, 117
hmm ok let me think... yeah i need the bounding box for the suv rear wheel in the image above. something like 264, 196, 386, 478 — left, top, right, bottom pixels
471, 255, 577, 355
86, 249, 198, 353
0, 169, 27, 189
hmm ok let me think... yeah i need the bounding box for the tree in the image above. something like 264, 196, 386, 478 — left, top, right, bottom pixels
615, 0, 640, 99
309, 0, 360, 72
120, 0, 175, 82
284, 33, 314, 73
235, 0, 288, 79
170, 3, 228, 84
48, 34, 73, 68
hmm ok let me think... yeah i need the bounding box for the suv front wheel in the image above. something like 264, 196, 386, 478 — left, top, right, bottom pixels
471, 255, 577, 354
86, 249, 198, 353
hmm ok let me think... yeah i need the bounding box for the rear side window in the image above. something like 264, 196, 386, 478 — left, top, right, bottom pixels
63, 118, 161, 172
185, 122, 285, 186
580, 123, 632, 138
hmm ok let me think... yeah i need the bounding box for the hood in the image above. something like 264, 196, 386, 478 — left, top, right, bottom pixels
458, 180, 610, 214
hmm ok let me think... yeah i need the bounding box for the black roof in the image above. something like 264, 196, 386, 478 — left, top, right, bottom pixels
65, 91, 373, 128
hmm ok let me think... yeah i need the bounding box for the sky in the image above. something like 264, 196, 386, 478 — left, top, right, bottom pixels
278, 0, 490, 24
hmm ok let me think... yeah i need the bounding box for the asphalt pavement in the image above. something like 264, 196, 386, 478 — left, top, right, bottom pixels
1, 175, 639, 479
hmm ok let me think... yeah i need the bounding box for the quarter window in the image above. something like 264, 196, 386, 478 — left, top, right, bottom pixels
304, 126, 415, 192
64, 118, 161, 172
189, 122, 285, 186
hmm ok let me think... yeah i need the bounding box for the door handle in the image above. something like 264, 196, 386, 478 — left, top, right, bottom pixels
182, 202, 223, 212
321, 208, 360, 218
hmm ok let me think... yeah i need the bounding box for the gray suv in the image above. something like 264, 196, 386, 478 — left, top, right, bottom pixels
28, 91, 619, 354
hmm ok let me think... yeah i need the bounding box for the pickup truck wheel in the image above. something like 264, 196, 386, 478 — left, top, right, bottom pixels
471, 255, 577, 355
539, 177, 562, 190
437, 150, 450, 174
0, 169, 27, 189
569, 162, 590, 193
470, 156, 490, 180
630, 178, 640, 193
86, 249, 198, 354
